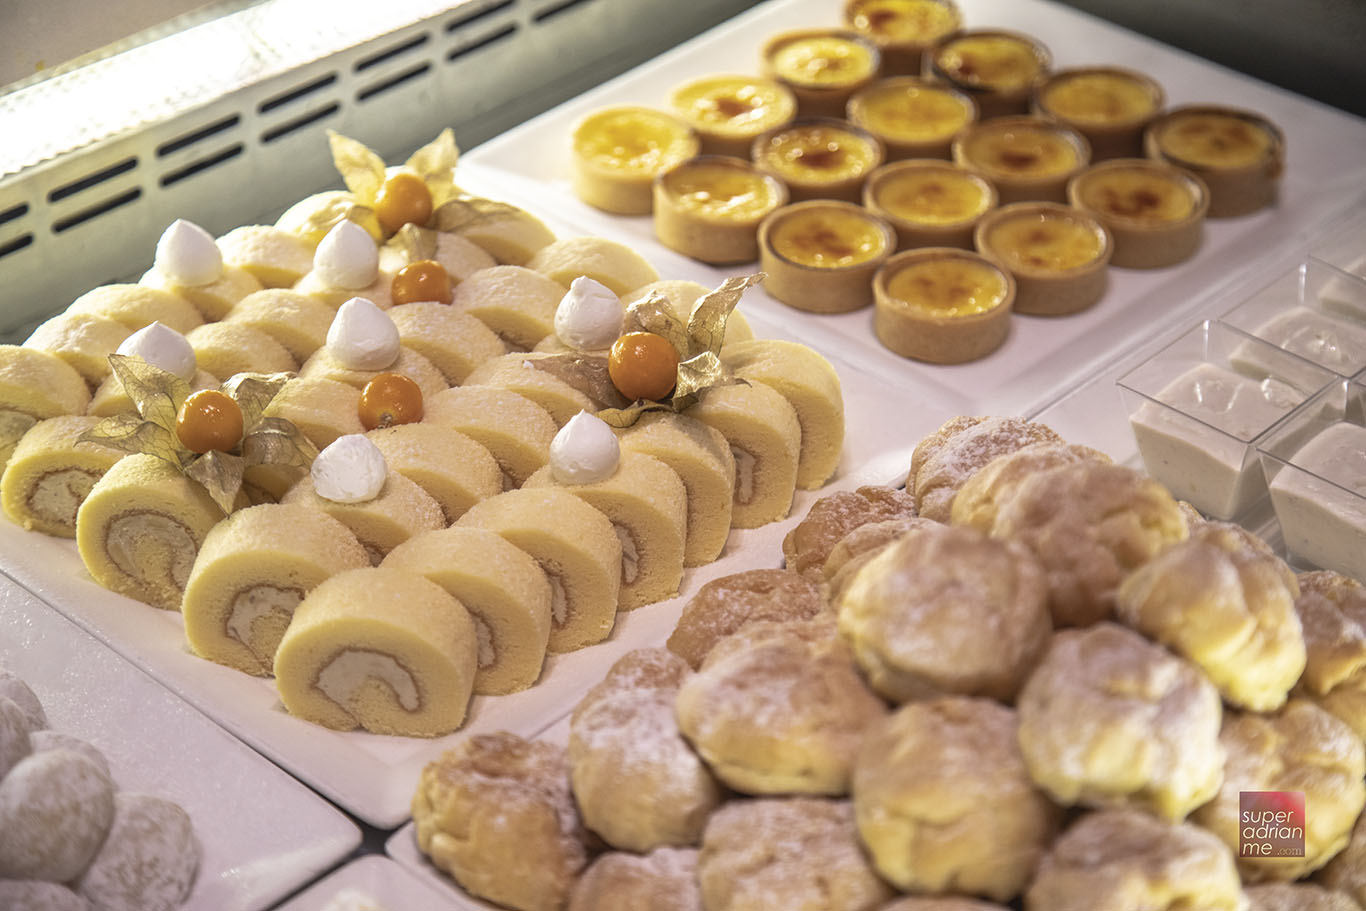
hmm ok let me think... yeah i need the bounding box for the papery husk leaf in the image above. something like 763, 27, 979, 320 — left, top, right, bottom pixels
673, 350, 725, 406
242, 417, 318, 469
525, 354, 631, 411
327, 131, 386, 203
431, 195, 526, 233
185, 450, 245, 515
404, 129, 461, 206
297, 197, 380, 244
220, 372, 294, 432
687, 273, 766, 358
78, 415, 186, 467
385, 224, 439, 267
595, 400, 675, 429
623, 291, 690, 356
108, 354, 190, 434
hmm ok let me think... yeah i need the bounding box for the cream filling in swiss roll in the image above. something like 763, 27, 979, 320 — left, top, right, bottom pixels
106, 511, 198, 592
317, 649, 420, 712
731, 445, 757, 505
27, 468, 102, 528
614, 523, 640, 586
226, 584, 302, 662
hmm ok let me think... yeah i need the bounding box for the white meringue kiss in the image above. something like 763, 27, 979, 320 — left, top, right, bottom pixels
312, 434, 387, 504
314, 220, 379, 290
549, 410, 620, 484
554, 276, 624, 352
327, 297, 400, 370
115, 321, 197, 381
154, 219, 223, 286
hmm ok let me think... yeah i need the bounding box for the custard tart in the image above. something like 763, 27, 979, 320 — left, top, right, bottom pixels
953, 115, 1090, 204
864, 159, 997, 250
928, 29, 1051, 119
571, 106, 699, 215
847, 76, 977, 161
1144, 105, 1285, 218
761, 29, 882, 118
873, 247, 1014, 363
758, 200, 895, 313
843, 0, 962, 75
653, 156, 788, 264
670, 74, 798, 158
1034, 66, 1165, 161
1067, 159, 1209, 268
752, 117, 885, 203
975, 201, 1112, 315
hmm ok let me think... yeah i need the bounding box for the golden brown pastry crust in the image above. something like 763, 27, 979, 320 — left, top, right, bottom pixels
1245, 883, 1364, 911
675, 619, 887, 796
837, 523, 1051, 703
568, 649, 722, 852
667, 569, 824, 670
949, 441, 1110, 533
992, 461, 1188, 627
1295, 570, 1366, 741
1317, 807, 1366, 905
698, 797, 893, 911
1016, 623, 1223, 820
1025, 808, 1246, 911
854, 697, 1058, 901
782, 485, 916, 579
412, 733, 594, 911
568, 848, 702, 911
908, 416, 1063, 522
1116, 527, 1304, 712
1194, 700, 1366, 882
821, 516, 935, 605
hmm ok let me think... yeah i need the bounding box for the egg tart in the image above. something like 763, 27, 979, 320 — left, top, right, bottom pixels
669, 74, 798, 158
1034, 66, 1165, 160
761, 29, 883, 118
975, 202, 1112, 315
571, 106, 700, 215
864, 159, 997, 250
847, 76, 977, 161
1144, 104, 1285, 218
758, 200, 895, 313
872, 247, 1015, 363
843, 0, 962, 74
752, 117, 885, 203
1067, 159, 1209, 268
953, 115, 1091, 204
928, 29, 1051, 119
653, 156, 788, 264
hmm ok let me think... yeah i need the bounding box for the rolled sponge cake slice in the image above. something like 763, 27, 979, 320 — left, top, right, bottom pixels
76, 453, 227, 611
457, 487, 621, 652
524, 450, 687, 610
384, 526, 553, 695
182, 502, 370, 676
686, 381, 801, 529
424, 386, 557, 488
274, 566, 477, 737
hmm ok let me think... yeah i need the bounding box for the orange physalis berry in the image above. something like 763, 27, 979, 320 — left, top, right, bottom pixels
374, 172, 434, 234
176, 389, 245, 454
391, 259, 453, 306
358, 372, 424, 430
608, 331, 680, 402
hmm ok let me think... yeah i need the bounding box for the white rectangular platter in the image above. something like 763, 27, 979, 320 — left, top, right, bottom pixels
463, 0, 1366, 419
276, 854, 467, 911
0, 572, 361, 911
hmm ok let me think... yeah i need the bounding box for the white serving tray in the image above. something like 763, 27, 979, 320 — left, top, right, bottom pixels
0, 572, 360, 911
462, 0, 1366, 420
275, 854, 466, 911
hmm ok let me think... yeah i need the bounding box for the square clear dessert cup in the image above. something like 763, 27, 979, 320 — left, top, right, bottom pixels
1257, 379, 1366, 582
1220, 259, 1366, 379
1307, 204, 1366, 284
1118, 320, 1335, 521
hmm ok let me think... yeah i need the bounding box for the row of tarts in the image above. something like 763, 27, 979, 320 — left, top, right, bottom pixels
0, 129, 847, 739
410, 414, 1366, 911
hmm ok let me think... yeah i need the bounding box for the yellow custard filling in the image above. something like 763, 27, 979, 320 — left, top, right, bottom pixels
935, 35, 1043, 92
874, 169, 991, 224
769, 35, 879, 89
663, 163, 783, 220
987, 212, 1105, 272
1155, 112, 1275, 169
1075, 169, 1198, 224
886, 258, 1008, 316
1039, 72, 1158, 124
756, 125, 880, 183
962, 126, 1079, 178
846, 0, 960, 44
574, 108, 697, 174
672, 76, 796, 137
854, 83, 974, 142
769, 209, 889, 268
